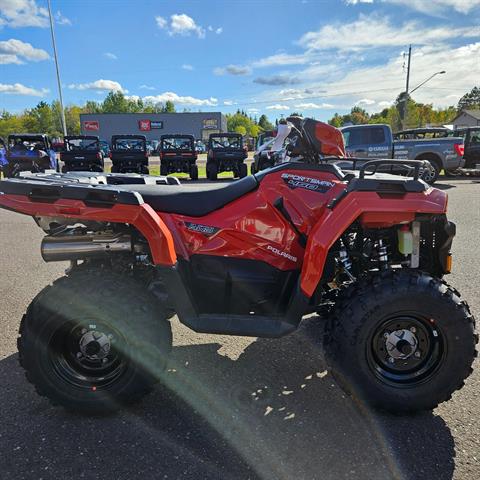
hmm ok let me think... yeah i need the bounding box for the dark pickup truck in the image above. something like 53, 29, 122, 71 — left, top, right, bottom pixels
341, 124, 465, 183
61, 135, 104, 173
206, 133, 248, 180
455, 127, 480, 169
110, 135, 149, 174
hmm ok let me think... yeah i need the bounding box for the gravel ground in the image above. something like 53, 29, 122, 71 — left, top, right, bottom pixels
0, 177, 478, 480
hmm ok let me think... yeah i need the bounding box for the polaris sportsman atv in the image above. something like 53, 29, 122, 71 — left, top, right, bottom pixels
109, 135, 149, 174
159, 134, 198, 180
206, 133, 248, 180
61, 135, 104, 173
0, 116, 476, 415
4, 134, 57, 177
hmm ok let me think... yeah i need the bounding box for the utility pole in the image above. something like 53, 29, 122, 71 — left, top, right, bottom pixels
402, 44, 412, 129
47, 0, 67, 136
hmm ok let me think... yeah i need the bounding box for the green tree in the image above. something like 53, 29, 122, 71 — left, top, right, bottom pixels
234, 125, 247, 136
457, 86, 480, 111
258, 114, 274, 131
163, 100, 175, 113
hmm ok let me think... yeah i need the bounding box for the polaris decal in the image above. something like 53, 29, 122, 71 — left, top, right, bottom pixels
281, 173, 334, 193
184, 222, 219, 236
266, 245, 297, 262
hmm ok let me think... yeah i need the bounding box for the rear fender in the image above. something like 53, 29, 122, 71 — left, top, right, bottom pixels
0, 194, 176, 266
300, 189, 447, 297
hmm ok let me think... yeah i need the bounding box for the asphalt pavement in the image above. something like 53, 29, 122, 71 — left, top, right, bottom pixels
0, 177, 479, 480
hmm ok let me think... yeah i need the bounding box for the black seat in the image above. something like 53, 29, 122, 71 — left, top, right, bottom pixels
115, 176, 258, 216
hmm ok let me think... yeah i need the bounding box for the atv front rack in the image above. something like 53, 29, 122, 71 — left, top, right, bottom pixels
359, 159, 427, 180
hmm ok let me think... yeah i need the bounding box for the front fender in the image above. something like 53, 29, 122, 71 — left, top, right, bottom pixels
300, 189, 447, 297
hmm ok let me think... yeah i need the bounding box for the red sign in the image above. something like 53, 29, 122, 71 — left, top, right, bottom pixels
83, 120, 99, 131
138, 120, 151, 131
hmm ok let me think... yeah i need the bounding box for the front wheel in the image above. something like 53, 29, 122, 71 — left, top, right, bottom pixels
324, 270, 477, 414
18, 269, 172, 413
190, 164, 198, 180
207, 163, 218, 181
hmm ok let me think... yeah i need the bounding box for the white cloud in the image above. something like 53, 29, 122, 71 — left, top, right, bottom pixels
0, 38, 49, 64
215, 27, 223, 34
68, 79, 127, 93
295, 102, 335, 109
139, 84, 155, 90
266, 104, 290, 110
386, 0, 479, 14
247, 108, 260, 114
0, 82, 48, 96
378, 101, 393, 107
0, 0, 49, 27
104, 52, 117, 60
142, 91, 218, 106
252, 52, 313, 68
156, 13, 205, 39
214, 64, 251, 76
55, 10, 71, 26
346, 0, 480, 14
181, 63, 194, 70
299, 14, 479, 51
356, 98, 376, 105
223, 100, 235, 105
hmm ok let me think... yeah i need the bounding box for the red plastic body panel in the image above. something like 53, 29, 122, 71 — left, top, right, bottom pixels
0, 168, 448, 299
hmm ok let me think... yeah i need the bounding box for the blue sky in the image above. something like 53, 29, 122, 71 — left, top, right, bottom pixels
1, 0, 479, 121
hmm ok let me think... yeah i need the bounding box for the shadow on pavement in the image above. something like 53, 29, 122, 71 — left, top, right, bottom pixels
0, 316, 455, 480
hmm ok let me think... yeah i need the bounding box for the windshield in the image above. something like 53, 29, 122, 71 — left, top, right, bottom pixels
66, 138, 99, 151
210, 136, 242, 150
161, 137, 193, 151
113, 138, 145, 151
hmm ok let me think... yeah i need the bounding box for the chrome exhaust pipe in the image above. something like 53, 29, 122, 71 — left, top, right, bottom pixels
41, 232, 132, 262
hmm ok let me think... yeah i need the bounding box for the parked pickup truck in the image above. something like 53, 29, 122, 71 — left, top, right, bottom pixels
341, 124, 465, 183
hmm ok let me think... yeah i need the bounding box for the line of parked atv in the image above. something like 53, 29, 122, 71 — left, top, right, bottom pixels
0, 132, 251, 181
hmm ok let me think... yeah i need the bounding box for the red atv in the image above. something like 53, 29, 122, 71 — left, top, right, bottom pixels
0, 116, 476, 414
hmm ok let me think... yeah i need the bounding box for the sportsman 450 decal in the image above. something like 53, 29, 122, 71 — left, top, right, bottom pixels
184, 222, 219, 236
281, 173, 334, 193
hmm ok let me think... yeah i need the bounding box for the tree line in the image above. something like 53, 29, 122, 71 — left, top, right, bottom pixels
1, 87, 478, 140
327, 87, 480, 130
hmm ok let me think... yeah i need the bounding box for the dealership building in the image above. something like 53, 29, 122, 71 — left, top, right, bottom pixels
80, 112, 227, 142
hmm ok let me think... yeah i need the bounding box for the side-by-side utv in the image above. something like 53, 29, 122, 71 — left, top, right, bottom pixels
110, 135, 149, 174
159, 134, 198, 180
4, 134, 57, 177
206, 133, 248, 180
61, 135, 104, 173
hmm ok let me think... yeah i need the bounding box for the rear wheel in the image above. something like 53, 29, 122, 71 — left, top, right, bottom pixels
160, 164, 169, 176
418, 158, 440, 184
250, 163, 256, 175
190, 164, 198, 180
324, 270, 477, 413
238, 163, 248, 178
18, 269, 172, 414
207, 163, 218, 181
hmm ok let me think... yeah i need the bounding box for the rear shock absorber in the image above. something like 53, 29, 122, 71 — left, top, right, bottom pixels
377, 239, 389, 270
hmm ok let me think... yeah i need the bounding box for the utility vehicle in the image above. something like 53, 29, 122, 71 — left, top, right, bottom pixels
61, 135, 104, 173
159, 134, 198, 180
0, 116, 476, 415
206, 133, 248, 180
109, 134, 149, 174
3, 134, 57, 177
251, 130, 277, 174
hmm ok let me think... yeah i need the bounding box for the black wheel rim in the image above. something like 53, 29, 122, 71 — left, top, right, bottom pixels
367, 314, 445, 387
48, 321, 129, 391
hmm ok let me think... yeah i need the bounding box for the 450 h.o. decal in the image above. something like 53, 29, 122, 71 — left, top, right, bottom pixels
184, 222, 219, 236
281, 173, 334, 193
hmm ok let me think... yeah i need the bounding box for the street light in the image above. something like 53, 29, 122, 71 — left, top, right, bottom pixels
410, 71, 446, 94
47, 0, 67, 137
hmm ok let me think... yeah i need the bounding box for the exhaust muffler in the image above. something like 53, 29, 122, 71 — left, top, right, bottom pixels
41, 232, 132, 262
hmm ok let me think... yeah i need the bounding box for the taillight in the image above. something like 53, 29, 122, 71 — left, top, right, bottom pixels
454, 143, 464, 156
209, 149, 214, 158
108, 152, 112, 159
96, 152, 101, 160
